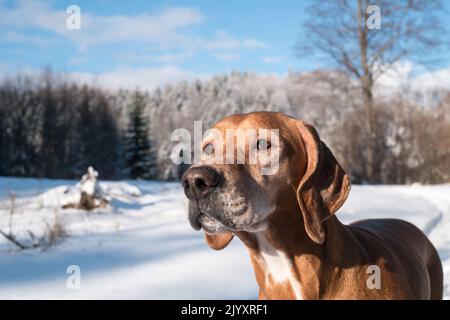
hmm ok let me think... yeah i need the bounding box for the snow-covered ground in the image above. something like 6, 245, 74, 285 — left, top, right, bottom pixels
0, 177, 449, 299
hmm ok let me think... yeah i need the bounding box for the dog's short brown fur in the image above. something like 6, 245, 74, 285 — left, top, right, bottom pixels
182, 111, 443, 300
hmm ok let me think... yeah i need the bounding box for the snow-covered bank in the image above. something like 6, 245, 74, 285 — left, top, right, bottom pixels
0, 177, 449, 299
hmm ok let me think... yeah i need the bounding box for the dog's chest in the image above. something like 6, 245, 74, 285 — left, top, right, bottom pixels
255, 234, 303, 300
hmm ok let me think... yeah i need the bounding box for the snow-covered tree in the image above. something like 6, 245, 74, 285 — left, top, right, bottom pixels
2, 70, 450, 184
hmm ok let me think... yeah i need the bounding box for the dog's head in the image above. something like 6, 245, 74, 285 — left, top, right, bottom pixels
181, 112, 350, 249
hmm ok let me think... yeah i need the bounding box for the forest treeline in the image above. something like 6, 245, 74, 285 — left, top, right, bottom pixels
1, 70, 449, 184
0, 72, 154, 180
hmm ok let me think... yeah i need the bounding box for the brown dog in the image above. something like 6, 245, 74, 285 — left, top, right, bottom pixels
181, 111, 443, 300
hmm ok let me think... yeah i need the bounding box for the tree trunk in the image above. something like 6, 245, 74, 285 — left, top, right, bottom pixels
358, 0, 378, 182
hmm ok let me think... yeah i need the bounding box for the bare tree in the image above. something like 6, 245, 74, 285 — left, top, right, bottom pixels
296, 0, 448, 182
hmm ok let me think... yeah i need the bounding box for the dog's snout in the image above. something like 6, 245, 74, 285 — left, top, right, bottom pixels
181, 166, 220, 200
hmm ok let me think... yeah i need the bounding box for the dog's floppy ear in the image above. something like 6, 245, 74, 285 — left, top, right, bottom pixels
295, 121, 351, 244
204, 232, 234, 250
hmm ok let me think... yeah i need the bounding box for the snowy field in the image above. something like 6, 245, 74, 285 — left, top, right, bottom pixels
0, 177, 449, 299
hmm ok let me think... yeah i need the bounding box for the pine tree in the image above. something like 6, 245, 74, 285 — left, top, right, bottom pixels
124, 91, 156, 179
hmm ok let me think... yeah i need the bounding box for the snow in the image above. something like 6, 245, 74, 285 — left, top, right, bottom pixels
79, 167, 99, 196
0, 177, 449, 299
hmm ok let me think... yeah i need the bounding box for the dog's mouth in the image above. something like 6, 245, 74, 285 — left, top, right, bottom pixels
188, 201, 230, 234
198, 213, 226, 234
188, 199, 266, 234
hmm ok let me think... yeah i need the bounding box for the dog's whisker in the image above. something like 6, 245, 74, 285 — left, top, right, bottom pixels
290, 184, 297, 193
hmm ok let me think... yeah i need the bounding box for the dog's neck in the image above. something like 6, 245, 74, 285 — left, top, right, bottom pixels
236, 211, 358, 300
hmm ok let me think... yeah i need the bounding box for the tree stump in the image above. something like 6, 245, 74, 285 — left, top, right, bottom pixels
63, 167, 109, 210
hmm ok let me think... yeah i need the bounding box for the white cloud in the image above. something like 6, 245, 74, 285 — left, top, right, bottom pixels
151, 53, 193, 63
113, 51, 195, 64
412, 68, 450, 91
375, 61, 417, 88
242, 39, 268, 50
70, 66, 209, 90
0, 63, 208, 90
0, 1, 203, 49
261, 55, 283, 64
0, 1, 268, 56
211, 53, 240, 62
375, 60, 450, 91
373, 61, 450, 104
69, 62, 449, 93
205, 30, 268, 51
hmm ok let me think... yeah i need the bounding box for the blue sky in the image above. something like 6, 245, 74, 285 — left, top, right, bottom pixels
1, 0, 449, 90
0, 0, 310, 87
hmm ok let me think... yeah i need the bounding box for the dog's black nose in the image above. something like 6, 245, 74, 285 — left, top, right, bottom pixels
181, 166, 219, 200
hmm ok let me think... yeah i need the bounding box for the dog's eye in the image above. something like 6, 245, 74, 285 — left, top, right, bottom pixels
257, 139, 271, 150
203, 143, 215, 156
